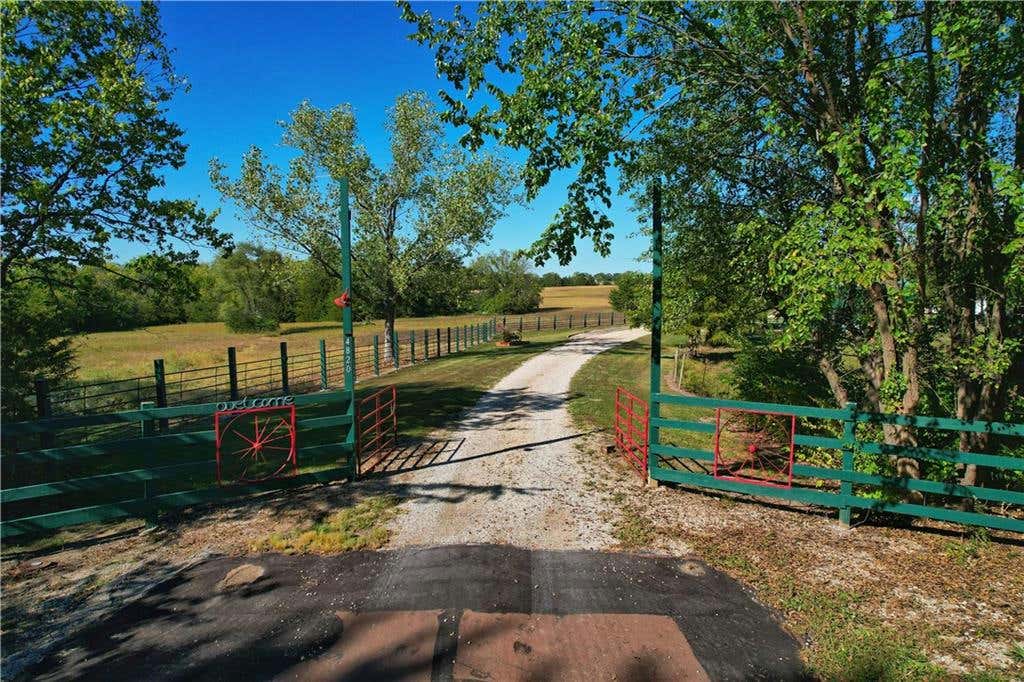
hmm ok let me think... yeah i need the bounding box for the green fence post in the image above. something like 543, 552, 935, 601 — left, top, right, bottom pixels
409, 331, 416, 364
338, 178, 357, 477
319, 340, 328, 388
140, 400, 157, 526
153, 359, 168, 433
227, 347, 239, 400
554, 315, 558, 330
537, 315, 541, 331
279, 341, 289, 395
392, 330, 400, 369
569, 314, 573, 329
34, 378, 55, 449
456, 326, 461, 351
648, 181, 663, 484
519, 316, 524, 332
447, 326, 452, 354
584, 313, 588, 327
598, 312, 603, 326
424, 329, 430, 359
372, 336, 380, 376
840, 401, 857, 526
436, 328, 442, 356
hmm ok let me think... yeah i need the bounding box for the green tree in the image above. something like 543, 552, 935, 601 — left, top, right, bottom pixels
1, 1, 229, 418
211, 92, 517, 362
406, 2, 1024, 491
212, 243, 296, 333
539, 272, 563, 288
471, 250, 543, 314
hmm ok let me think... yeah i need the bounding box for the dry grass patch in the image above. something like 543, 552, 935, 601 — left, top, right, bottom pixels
255, 495, 402, 554
539, 284, 613, 311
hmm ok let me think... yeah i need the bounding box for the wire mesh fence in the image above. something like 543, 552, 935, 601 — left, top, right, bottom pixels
13, 310, 623, 439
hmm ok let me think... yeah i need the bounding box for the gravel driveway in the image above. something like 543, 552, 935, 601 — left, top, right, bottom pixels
387, 327, 647, 549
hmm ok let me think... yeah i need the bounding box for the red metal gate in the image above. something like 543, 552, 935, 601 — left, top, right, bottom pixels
357, 385, 398, 473
614, 387, 649, 478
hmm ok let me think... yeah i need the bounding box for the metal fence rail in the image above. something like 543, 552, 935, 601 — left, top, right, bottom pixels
15, 311, 622, 430
648, 393, 1024, 534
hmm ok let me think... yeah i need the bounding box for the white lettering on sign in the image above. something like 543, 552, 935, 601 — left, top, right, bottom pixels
216, 395, 295, 411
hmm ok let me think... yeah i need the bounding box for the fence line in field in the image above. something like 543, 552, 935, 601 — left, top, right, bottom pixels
17, 311, 623, 443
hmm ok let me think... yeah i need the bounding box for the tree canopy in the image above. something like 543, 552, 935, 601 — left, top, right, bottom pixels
407, 1, 1023, 486
1, 0, 230, 418
211, 91, 518, 357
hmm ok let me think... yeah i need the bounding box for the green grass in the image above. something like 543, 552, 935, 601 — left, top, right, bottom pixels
256, 494, 402, 554
567, 333, 731, 454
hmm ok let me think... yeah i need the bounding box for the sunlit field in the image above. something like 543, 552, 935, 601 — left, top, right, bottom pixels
72, 286, 615, 381
539, 284, 613, 311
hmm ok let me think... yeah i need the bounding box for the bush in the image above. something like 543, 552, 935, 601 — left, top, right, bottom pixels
221, 300, 279, 333
501, 329, 522, 344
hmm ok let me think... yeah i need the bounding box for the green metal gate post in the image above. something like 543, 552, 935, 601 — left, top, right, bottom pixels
139, 400, 157, 526
392, 330, 400, 369
569, 314, 573, 329
436, 328, 441, 356
279, 342, 289, 395
339, 178, 357, 477
34, 378, 54, 449
447, 327, 452, 354
537, 315, 541, 331
409, 331, 416, 363
456, 326, 461, 351
319, 340, 328, 388
227, 347, 239, 400
584, 313, 588, 327
840, 402, 857, 525
648, 181, 663, 484
153, 359, 168, 433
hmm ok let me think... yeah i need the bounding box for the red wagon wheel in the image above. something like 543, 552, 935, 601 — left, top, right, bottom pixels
215, 406, 297, 483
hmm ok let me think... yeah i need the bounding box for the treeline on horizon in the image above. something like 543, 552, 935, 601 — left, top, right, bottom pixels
36, 244, 628, 336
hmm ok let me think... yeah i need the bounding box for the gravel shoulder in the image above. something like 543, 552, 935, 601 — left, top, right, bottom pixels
386, 327, 647, 549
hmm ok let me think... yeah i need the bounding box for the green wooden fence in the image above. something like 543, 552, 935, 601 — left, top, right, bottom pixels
648, 394, 1024, 533
0, 391, 357, 539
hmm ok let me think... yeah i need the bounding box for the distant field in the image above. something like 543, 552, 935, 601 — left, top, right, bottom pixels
539, 285, 613, 311
72, 285, 615, 381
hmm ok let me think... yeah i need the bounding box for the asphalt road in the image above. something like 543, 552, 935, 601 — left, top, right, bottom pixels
24, 546, 806, 681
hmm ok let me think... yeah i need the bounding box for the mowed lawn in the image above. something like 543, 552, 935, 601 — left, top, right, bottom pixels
73, 286, 613, 381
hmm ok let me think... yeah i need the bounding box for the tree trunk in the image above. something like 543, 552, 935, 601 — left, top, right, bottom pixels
384, 306, 397, 367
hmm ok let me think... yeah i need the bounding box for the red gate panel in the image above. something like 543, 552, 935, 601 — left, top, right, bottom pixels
357, 385, 398, 472
614, 387, 649, 478
713, 408, 796, 488
215, 404, 297, 484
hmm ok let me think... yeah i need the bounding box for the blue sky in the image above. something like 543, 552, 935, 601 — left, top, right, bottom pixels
150, 1, 648, 276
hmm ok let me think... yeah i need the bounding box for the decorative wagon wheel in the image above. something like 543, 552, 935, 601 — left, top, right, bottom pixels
715, 409, 795, 487
216, 407, 297, 483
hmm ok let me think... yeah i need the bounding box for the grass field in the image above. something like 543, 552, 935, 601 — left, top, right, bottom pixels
72, 285, 613, 382
539, 284, 613, 311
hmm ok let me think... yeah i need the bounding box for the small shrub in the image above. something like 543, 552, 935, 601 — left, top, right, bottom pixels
501, 329, 522, 344
256, 495, 402, 554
